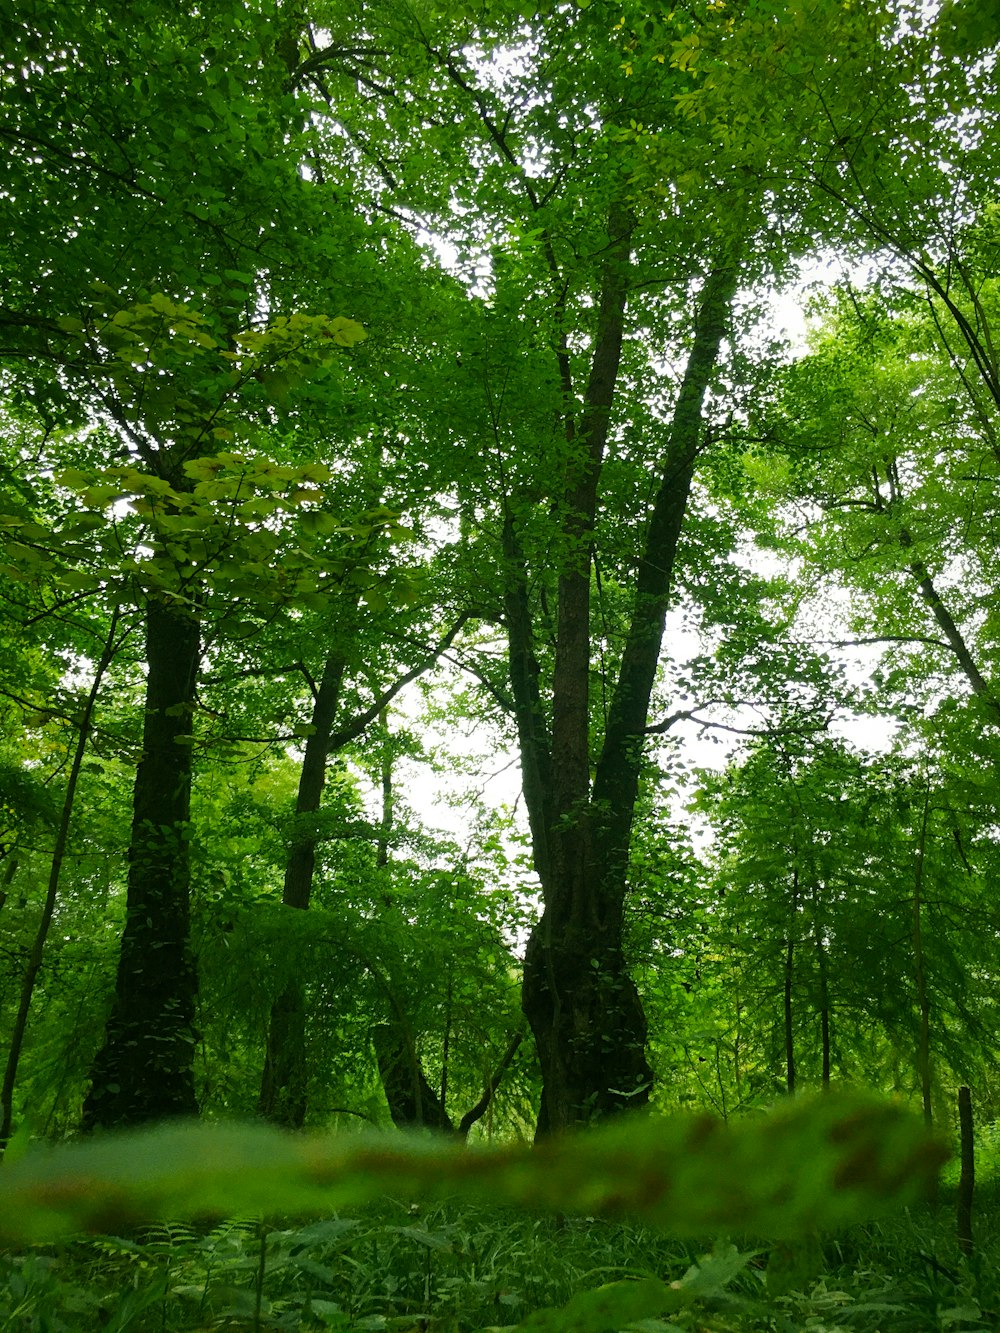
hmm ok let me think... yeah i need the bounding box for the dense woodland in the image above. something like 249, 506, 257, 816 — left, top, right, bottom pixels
3, 0, 1000, 1328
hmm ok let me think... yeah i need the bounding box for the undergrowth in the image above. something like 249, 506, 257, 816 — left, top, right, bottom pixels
2, 1192, 997, 1333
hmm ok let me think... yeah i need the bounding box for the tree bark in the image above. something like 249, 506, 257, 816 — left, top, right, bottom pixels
519, 242, 741, 1137
373, 1020, 455, 1132
783, 934, 796, 1095
912, 781, 933, 1128
259, 649, 346, 1127
1, 610, 125, 1145
957, 1085, 974, 1256
815, 920, 831, 1089
82, 600, 201, 1129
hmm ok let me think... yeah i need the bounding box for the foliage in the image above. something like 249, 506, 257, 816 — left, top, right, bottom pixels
6, 1192, 1000, 1333
1, 0, 1000, 1325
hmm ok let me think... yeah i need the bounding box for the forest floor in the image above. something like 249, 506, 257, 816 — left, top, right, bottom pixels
1, 1186, 997, 1333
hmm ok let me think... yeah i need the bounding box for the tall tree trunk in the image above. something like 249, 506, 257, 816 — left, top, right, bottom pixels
1, 610, 126, 1145
912, 781, 933, 1127
260, 617, 468, 1126
783, 935, 796, 1095
783, 867, 800, 1094
259, 649, 346, 1127
957, 1085, 974, 1256
82, 600, 201, 1129
519, 242, 741, 1136
813, 909, 831, 1089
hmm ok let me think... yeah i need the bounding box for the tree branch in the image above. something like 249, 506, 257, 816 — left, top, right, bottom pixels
327, 613, 470, 750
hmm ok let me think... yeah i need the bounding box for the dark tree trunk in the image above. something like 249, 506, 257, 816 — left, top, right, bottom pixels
373, 1021, 455, 1132
259, 649, 345, 1127
518, 231, 741, 1136
82, 600, 201, 1129
784, 867, 799, 1095
957, 1085, 974, 1256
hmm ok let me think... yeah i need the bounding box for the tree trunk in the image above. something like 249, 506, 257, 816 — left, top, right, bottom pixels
912, 781, 933, 1127
519, 243, 741, 1137
1, 610, 125, 1145
82, 600, 201, 1129
259, 649, 345, 1127
260, 615, 467, 1126
373, 1021, 455, 1132
813, 914, 831, 1088
783, 934, 796, 1094
957, 1085, 974, 1256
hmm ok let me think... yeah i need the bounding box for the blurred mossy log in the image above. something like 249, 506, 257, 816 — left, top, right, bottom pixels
0, 1092, 946, 1243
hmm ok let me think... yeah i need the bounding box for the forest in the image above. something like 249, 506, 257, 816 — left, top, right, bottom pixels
1, 0, 999, 1328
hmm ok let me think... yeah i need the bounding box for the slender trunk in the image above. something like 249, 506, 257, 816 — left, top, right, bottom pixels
82, 600, 201, 1129
501, 513, 553, 887
376, 710, 393, 870
784, 867, 799, 1095
439, 971, 452, 1122
457, 1028, 524, 1139
260, 613, 466, 1125
783, 934, 796, 1094
809, 878, 831, 1089
913, 782, 933, 1127
520, 248, 740, 1136
1, 610, 125, 1146
957, 1085, 974, 1256
815, 924, 831, 1089
259, 649, 345, 1127
733, 980, 744, 1106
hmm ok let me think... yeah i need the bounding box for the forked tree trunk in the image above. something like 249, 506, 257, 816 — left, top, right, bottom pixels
373, 1020, 455, 1132
82, 600, 201, 1129
517, 228, 741, 1136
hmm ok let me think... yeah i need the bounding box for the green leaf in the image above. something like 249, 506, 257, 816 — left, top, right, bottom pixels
514, 1277, 672, 1331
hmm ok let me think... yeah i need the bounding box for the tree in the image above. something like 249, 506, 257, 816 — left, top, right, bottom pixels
695, 726, 1000, 1115
4, 0, 998, 1146
0, 0, 388, 1128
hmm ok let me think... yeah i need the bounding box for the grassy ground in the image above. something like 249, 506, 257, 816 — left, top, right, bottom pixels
2, 1189, 997, 1333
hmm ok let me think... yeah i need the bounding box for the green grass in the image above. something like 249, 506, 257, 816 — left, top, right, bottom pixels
3, 1192, 999, 1333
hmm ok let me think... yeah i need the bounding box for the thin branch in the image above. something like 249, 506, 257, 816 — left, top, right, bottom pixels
812, 634, 951, 650
644, 707, 830, 740
327, 613, 470, 751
